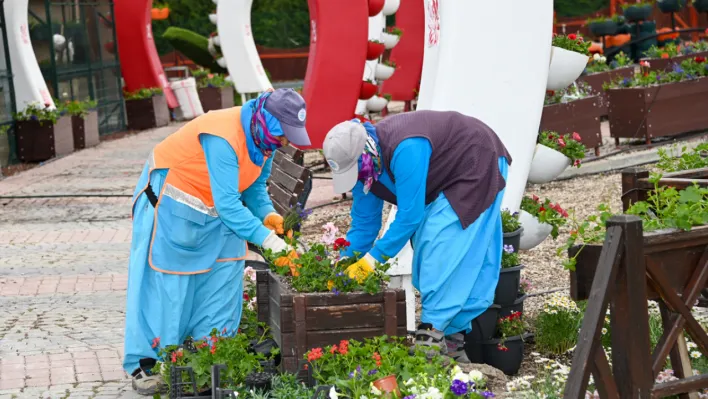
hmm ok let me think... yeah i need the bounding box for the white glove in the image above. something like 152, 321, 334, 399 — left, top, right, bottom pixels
261, 231, 289, 254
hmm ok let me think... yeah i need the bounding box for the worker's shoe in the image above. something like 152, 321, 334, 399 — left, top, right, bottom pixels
445, 333, 471, 364
131, 361, 165, 396
414, 323, 448, 359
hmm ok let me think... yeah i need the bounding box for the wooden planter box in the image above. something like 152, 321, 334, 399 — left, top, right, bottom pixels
608, 77, 708, 145
256, 270, 407, 376
15, 116, 74, 162
125, 94, 170, 131
577, 67, 635, 117
540, 96, 604, 156
72, 111, 100, 150
641, 51, 708, 73
198, 86, 235, 113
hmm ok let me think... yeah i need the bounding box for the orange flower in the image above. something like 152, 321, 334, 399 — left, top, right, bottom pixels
661, 53, 669, 59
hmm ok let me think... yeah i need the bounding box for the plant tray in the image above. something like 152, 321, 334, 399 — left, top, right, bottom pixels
126, 94, 170, 131
607, 77, 708, 144
641, 51, 708, 73
198, 86, 235, 113
540, 96, 603, 155
577, 67, 634, 116
72, 111, 100, 150
15, 115, 74, 162
255, 270, 407, 377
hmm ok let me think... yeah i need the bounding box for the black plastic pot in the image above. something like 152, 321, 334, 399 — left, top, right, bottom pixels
657, 0, 686, 12
494, 265, 525, 307
464, 305, 501, 363
502, 228, 523, 253
589, 20, 619, 36
695, 0, 708, 12
245, 259, 269, 271
499, 294, 527, 319
623, 4, 653, 22
481, 333, 532, 375
249, 338, 282, 368
245, 371, 275, 392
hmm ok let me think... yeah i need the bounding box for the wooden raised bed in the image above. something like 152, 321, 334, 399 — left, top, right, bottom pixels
569, 167, 708, 301
540, 96, 603, 156
198, 86, 235, 113
577, 67, 634, 117
641, 51, 708, 72
125, 94, 170, 131
255, 270, 407, 376
608, 77, 708, 145
15, 115, 74, 162
71, 110, 100, 150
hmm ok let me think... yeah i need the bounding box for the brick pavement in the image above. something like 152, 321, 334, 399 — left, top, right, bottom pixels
0, 124, 180, 399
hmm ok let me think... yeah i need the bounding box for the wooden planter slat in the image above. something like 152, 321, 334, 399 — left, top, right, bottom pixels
256, 270, 407, 376
16, 115, 74, 162
608, 77, 708, 144
198, 86, 235, 113
540, 96, 603, 155
577, 67, 634, 116
126, 94, 170, 131
642, 51, 708, 72
71, 111, 100, 150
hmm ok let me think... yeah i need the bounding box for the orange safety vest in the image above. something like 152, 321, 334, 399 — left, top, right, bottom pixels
134, 107, 266, 275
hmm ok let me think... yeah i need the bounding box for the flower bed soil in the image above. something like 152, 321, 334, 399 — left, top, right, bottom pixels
577, 67, 634, 116
255, 270, 407, 377
198, 86, 235, 113
607, 77, 708, 145
641, 51, 708, 73
540, 96, 603, 156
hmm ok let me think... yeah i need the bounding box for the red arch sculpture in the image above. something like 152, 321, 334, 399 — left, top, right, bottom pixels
114, 0, 178, 108
302, 0, 369, 149
381, 0, 424, 102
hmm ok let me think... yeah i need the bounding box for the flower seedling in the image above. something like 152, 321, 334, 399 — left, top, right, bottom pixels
497, 311, 526, 351
501, 209, 521, 233
552, 33, 591, 55
520, 195, 569, 239
501, 245, 520, 269
537, 130, 586, 167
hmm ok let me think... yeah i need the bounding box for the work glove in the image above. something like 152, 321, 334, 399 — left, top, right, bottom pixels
274, 250, 301, 276
262, 231, 300, 276
344, 253, 376, 283
263, 213, 285, 235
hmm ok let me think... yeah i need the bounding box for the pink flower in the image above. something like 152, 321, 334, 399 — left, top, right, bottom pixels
558, 138, 567, 148
640, 60, 650, 68
321, 222, 339, 245
572, 132, 582, 141
244, 266, 257, 282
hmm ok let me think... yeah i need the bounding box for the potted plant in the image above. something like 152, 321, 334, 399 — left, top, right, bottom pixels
622, 1, 654, 22
578, 51, 634, 117
518, 195, 568, 250
369, 0, 385, 16
528, 130, 586, 184
481, 311, 530, 375
14, 102, 74, 162
367, 40, 386, 61
193, 69, 236, 112
547, 33, 591, 91
375, 60, 396, 80
657, 0, 686, 12
494, 245, 525, 307
499, 292, 528, 319
360, 79, 379, 100
641, 42, 708, 72
587, 16, 618, 36
367, 95, 388, 112
380, 27, 403, 50
502, 209, 523, 251
58, 98, 99, 150
694, 0, 708, 12
542, 81, 603, 155
124, 87, 170, 131
151, 2, 170, 20
382, 0, 401, 16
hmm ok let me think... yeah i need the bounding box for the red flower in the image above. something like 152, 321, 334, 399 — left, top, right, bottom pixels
572, 132, 581, 141
151, 337, 160, 349
243, 293, 250, 301
372, 352, 382, 367
546, 90, 555, 96
532, 195, 539, 202
171, 352, 177, 363
695, 56, 706, 63
568, 33, 577, 40
211, 335, 218, 344
573, 159, 581, 167
330, 345, 338, 355
338, 340, 349, 355
333, 238, 351, 251
577, 36, 584, 42
210, 345, 217, 355
307, 347, 324, 362
539, 206, 546, 213
558, 138, 567, 148
497, 344, 509, 352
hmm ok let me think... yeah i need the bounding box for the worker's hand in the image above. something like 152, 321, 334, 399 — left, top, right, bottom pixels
274, 250, 301, 276
263, 213, 285, 235
261, 231, 289, 254
344, 254, 376, 283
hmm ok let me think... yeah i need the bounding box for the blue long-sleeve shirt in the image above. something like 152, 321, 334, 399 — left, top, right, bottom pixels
200, 134, 275, 246
343, 138, 432, 263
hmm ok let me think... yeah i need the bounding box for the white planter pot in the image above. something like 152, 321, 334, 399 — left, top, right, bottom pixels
374, 64, 396, 80
518, 210, 553, 250
209, 13, 218, 24
546, 46, 589, 91
527, 144, 571, 184
382, 0, 401, 15
367, 96, 389, 112
216, 57, 227, 68
381, 32, 400, 49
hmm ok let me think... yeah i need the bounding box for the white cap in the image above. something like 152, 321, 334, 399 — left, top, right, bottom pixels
323, 121, 368, 194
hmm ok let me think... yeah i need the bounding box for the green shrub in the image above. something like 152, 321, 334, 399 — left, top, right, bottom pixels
162, 27, 227, 74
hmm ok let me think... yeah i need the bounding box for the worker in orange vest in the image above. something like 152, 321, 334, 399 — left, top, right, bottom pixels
122, 89, 311, 395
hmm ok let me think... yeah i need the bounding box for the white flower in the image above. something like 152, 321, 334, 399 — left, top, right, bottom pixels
601, 328, 608, 335
593, 53, 601, 60
329, 387, 339, 399
247, 297, 257, 311
321, 222, 339, 245
244, 266, 257, 282
687, 342, 698, 350
370, 384, 382, 395
692, 351, 702, 359
469, 370, 485, 385
405, 378, 415, 386
453, 372, 470, 383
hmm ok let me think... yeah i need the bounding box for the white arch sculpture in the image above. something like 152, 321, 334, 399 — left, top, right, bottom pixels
213, 0, 273, 98
2, 0, 56, 110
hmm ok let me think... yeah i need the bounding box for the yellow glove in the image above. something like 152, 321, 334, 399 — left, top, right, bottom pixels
263, 213, 285, 235
344, 254, 376, 283
274, 250, 300, 276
